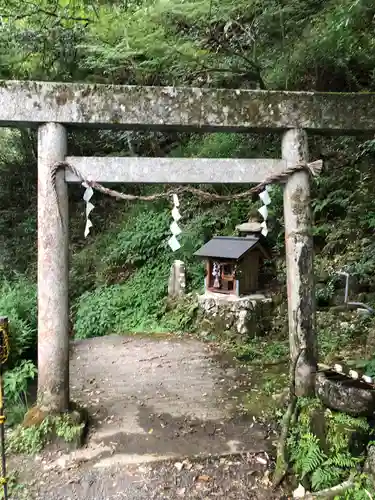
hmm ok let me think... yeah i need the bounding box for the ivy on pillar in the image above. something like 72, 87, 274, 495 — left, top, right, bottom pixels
37, 123, 69, 412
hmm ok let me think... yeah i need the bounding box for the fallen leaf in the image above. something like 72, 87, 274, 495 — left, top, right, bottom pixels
197, 475, 211, 482
177, 488, 186, 496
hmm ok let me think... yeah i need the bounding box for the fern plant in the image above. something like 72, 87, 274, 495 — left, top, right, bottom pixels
288, 399, 372, 494
290, 431, 326, 480
4, 360, 37, 426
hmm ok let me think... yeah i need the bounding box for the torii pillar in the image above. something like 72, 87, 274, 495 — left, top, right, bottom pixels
282, 129, 317, 397
37, 123, 70, 412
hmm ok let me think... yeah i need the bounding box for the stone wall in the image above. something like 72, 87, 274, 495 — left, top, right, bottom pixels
197, 291, 273, 340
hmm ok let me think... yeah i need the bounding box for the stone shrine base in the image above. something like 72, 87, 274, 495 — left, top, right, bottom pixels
197, 291, 273, 339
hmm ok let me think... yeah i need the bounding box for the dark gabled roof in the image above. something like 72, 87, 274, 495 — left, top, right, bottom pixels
194, 236, 264, 260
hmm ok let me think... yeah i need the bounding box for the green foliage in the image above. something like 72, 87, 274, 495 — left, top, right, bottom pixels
72, 0, 375, 91
7, 413, 84, 455
288, 399, 372, 495
7, 417, 52, 454
347, 352, 375, 379
317, 312, 371, 363
231, 338, 288, 364
342, 476, 375, 500
0, 130, 37, 275
0, 471, 25, 500
362, 359, 375, 378
0, 276, 37, 425
74, 262, 170, 336
72, 194, 249, 337
262, 374, 288, 396
4, 360, 37, 426
159, 296, 199, 334
1, 0, 375, 457
103, 206, 171, 267
0, 276, 37, 367
54, 413, 85, 443
291, 431, 326, 481
0, 0, 374, 342
315, 278, 337, 307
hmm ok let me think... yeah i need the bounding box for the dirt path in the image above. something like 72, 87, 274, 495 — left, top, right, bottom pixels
11, 334, 283, 499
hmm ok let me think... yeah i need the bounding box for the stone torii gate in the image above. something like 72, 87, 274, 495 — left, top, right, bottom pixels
0, 81, 374, 413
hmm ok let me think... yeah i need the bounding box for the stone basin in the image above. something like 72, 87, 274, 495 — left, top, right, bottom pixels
316, 371, 375, 417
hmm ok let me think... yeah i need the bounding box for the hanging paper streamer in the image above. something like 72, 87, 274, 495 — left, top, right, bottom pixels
258, 204, 268, 220
82, 181, 95, 238
259, 189, 271, 206
258, 185, 272, 237
168, 193, 182, 251
260, 221, 268, 237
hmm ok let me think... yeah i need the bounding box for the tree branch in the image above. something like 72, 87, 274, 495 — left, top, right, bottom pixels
208, 32, 266, 88
272, 348, 305, 488
304, 476, 355, 499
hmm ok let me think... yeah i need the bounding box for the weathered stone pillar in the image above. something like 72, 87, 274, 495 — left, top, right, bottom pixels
37, 123, 69, 412
168, 260, 186, 298
282, 129, 317, 397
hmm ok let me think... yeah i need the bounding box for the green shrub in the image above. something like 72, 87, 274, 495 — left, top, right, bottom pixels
72, 194, 252, 336
288, 398, 373, 496
4, 360, 37, 426
0, 276, 37, 367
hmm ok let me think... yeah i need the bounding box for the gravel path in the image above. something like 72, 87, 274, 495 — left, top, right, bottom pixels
22, 453, 285, 500
10, 334, 281, 499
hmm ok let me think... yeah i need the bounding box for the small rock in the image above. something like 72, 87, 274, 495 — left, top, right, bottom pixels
174, 462, 184, 472
293, 483, 308, 498
138, 466, 149, 474
183, 460, 193, 470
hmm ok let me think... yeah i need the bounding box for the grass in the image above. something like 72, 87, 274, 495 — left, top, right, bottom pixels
224, 308, 373, 420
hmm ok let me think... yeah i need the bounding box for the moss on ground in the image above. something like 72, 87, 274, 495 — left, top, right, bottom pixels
7, 405, 87, 455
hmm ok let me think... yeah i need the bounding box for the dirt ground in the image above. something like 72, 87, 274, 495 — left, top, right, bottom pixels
9, 334, 285, 499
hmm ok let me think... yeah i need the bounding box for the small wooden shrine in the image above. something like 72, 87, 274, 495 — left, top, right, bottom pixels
194, 222, 270, 296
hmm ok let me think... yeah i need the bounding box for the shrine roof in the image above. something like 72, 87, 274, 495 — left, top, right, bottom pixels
194, 236, 263, 261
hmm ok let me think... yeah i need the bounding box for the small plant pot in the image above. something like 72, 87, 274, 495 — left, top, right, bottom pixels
316, 371, 375, 417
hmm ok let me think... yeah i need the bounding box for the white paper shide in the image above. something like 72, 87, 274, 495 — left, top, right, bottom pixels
82, 181, 95, 238
168, 193, 182, 251
258, 184, 272, 237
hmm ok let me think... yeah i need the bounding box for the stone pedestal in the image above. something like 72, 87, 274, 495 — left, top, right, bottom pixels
197, 291, 272, 339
